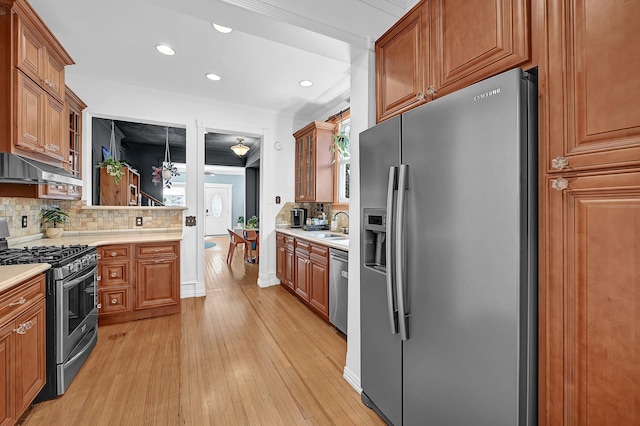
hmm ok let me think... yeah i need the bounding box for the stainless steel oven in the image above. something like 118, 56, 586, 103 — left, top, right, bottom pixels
54, 257, 98, 394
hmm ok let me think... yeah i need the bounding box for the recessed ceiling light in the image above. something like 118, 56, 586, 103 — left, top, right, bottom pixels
155, 45, 175, 56
206, 73, 221, 81
299, 80, 313, 87
212, 23, 233, 34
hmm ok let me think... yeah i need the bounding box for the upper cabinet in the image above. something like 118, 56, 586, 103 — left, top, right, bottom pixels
545, 0, 640, 173
294, 121, 336, 203
376, 1, 431, 123
0, 0, 75, 167
376, 0, 531, 122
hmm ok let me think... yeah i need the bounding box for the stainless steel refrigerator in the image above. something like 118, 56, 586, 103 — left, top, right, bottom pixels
359, 68, 537, 426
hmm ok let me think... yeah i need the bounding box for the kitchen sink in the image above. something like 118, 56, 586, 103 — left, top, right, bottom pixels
309, 233, 347, 239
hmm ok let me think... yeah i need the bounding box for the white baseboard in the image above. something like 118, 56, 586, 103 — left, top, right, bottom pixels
258, 272, 280, 288
343, 365, 362, 394
180, 281, 206, 298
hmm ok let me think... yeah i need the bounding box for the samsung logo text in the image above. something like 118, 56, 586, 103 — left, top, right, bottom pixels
473, 88, 501, 101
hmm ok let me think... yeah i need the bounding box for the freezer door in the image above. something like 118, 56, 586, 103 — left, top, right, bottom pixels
359, 115, 403, 426
400, 68, 536, 425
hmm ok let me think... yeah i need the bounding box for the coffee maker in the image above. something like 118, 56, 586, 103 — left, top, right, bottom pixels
291, 208, 307, 228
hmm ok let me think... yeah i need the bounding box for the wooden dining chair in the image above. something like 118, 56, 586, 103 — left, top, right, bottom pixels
243, 229, 259, 263
226, 229, 253, 264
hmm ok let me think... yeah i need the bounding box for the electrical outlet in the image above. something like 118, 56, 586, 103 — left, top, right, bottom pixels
21, 216, 27, 228
136, 217, 143, 226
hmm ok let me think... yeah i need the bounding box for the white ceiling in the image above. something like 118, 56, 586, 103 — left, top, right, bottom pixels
28, 0, 415, 119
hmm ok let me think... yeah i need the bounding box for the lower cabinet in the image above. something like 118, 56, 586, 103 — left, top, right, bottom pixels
276, 232, 330, 323
98, 241, 180, 325
0, 274, 46, 425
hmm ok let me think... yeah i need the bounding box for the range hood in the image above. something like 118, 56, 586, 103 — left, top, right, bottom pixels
0, 153, 83, 186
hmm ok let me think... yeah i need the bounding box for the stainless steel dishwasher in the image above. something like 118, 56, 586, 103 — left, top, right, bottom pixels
329, 248, 348, 335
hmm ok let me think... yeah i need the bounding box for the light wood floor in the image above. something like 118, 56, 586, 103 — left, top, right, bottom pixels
21, 236, 384, 425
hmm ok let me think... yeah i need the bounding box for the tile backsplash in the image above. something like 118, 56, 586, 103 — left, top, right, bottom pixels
0, 197, 183, 238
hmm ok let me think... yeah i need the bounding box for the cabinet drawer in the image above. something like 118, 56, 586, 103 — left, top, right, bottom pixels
136, 242, 178, 257
310, 243, 329, 258
0, 274, 45, 327
98, 261, 129, 287
99, 288, 132, 315
295, 240, 310, 255
98, 245, 130, 260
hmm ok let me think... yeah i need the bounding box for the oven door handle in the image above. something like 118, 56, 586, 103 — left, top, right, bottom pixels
62, 266, 98, 290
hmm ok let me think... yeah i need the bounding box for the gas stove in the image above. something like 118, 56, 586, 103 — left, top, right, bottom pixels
0, 245, 92, 266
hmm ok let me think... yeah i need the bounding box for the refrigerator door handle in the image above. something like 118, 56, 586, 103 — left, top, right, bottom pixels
395, 164, 409, 340
386, 166, 398, 334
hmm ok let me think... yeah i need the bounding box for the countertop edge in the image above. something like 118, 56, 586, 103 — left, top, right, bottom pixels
276, 228, 349, 251
0, 264, 51, 293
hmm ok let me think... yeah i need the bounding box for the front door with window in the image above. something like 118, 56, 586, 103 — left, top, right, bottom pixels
204, 184, 232, 235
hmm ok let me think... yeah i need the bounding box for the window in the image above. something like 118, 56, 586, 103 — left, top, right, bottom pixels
328, 110, 350, 208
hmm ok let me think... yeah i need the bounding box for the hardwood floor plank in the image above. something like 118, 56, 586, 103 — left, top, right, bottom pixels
20, 235, 384, 425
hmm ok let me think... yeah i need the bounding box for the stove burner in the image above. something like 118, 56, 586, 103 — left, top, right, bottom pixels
0, 245, 91, 266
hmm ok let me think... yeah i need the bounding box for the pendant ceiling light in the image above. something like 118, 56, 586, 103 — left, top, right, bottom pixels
230, 137, 250, 157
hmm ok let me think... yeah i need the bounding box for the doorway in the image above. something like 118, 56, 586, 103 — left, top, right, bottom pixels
204, 184, 232, 236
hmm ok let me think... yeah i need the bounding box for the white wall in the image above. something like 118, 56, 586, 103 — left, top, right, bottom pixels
342, 46, 375, 393
71, 74, 298, 296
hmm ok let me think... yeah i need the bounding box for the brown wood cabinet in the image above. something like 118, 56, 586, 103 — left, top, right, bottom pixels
0, 0, 74, 167
99, 166, 141, 206
294, 121, 336, 203
276, 232, 331, 322
0, 273, 46, 425
308, 243, 329, 321
98, 241, 180, 325
135, 242, 180, 319
98, 244, 134, 323
375, 0, 431, 122
276, 233, 294, 290
37, 86, 86, 200
539, 1, 640, 424
294, 240, 311, 301
375, 0, 531, 122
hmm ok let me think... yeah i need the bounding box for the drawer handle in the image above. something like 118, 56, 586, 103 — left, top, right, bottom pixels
111, 252, 117, 257
8, 297, 27, 307
13, 321, 33, 335
97, 276, 102, 281
111, 298, 118, 304
110, 272, 117, 278
152, 248, 167, 253
551, 177, 569, 191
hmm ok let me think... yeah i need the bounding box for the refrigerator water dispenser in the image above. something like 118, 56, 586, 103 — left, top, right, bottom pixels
363, 208, 387, 273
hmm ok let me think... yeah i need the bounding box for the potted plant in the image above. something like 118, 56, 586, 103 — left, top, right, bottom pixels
237, 215, 245, 228
41, 205, 69, 238
98, 157, 127, 185
330, 131, 350, 163
247, 215, 259, 229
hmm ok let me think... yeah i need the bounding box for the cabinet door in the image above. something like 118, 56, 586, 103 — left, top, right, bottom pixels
376, 0, 430, 123
42, 52, 65, 101
15, 16, 44, 82
285, 248, 295, 290
0, 323, 14, 426
135, 258, 179, 310
276, 240, 285, 282
14, 301, 45, 417
432, 0, 529, 98
295, 135, 306, 201
15, 71, 43, 153
99, 288, 132, 315
541, 170, 640, 425
546, 0, 640, 173
294, 253, 310, 301
43, 95, 66, 161
303, 132, 315, 200
309, 259, 329, 320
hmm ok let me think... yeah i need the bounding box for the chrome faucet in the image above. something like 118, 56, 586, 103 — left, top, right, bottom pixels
333, 211, 349, 234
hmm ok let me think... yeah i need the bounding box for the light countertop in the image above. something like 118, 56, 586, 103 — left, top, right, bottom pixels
276, 228, 349, 251
1, 230, 183, 293
0, 264, 51, 293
